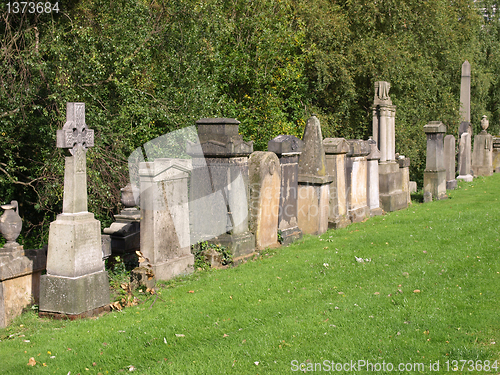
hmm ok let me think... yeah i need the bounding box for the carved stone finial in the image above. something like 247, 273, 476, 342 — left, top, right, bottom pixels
481, 115, 489, 133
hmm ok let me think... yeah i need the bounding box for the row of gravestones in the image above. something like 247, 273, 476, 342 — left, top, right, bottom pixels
2, 79, 497, 326
424, 115, 497, 203
0, 81, 412, 325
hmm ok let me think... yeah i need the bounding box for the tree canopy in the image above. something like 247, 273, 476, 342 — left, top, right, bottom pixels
1, 0, 498, 247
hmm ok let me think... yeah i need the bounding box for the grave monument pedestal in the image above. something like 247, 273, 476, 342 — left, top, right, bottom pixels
471, 116, 493, 177
444, 135, 457, 190
268, 135, 303, 245
187, 118, 255, 260
372, 81, 407, 212
139, 159, 194, 280
423, 121, 447, 201
40, 103, 109, 318
323, 138, 351, 228
367, 139, 384, 216
457, 132, 473, 182
297, 116, 332, 236
346, 140, 370, 222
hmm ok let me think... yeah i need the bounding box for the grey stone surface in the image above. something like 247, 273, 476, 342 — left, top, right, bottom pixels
471, 132, 493, 177
39, 271, 109, 315
40, 103, 109, 316
248, 152, 281, 249
444, 135, 457, 190
423, 121, 447, 201
460, 61, 471, 123
268, 135, 303, 244
457, 132, 473, 181
0, 247, 46, 328
139, 158, 194, 281
398, 156, 411, 207
345, 140, 370, 222
493, 136, 500, 173
409, 181, 417, 193
372, 81, 396, 162
188, 118, 255, 257
323, 138, 351, 228
378, 162, 407, 212
298, 116, 332, 235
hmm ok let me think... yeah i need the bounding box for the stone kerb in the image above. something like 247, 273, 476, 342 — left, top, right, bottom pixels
248, 152, 281, 249
268, 135, 303, 245
423, 121, 447, 201
298, 115, 332, 236
323, 138, 351, 228
139, 158, 194, 281
346, 140, 371, 222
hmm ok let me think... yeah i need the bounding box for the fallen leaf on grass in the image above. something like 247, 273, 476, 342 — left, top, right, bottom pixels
27, 357, 36, 366
188, 291, 195, 293
223, 334, 229, 337
175, 334, 185, 337
413, 289, 421, 293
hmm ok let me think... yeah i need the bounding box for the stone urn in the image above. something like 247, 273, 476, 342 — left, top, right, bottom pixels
481, 115, 489, 133
120, 183, 139, 208
0, 200, 22, 245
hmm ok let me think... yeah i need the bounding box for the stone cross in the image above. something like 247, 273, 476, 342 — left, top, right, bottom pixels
56, 103, 94, 214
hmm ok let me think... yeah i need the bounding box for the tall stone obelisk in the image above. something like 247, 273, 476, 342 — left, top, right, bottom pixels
39, 103, 109, 318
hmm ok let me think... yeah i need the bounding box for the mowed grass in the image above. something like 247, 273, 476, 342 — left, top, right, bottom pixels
1, 175, 499, 374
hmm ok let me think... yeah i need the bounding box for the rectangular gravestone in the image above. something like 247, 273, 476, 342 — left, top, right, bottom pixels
248, 152, 281, 249
493, 136, 500, 173
323, 138, 351, 228
471, 117, 493, 177
423, 121, 447, 201
297, 116, 332, 235
139, 158, 194, 280
345, 140, 370, 222
40, 103, 109, 318
268, 135, 303, 245
398, 156, 411, 206
367, 139, 383, 216
444, 135, 457, 190
457, 132, 473, 182
187, 118, 255, 259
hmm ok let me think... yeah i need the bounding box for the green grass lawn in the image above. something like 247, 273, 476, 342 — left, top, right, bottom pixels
1, 175, 499, 374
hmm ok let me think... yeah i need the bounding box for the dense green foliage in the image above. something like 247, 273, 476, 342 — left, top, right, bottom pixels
0, 0, 498, 247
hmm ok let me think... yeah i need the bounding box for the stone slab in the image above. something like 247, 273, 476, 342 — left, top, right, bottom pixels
279, 227, 303, 246
210, 232, 256, 259
424, 170, 448, 201
39, 270, 110, 315
150, 253, 194, 281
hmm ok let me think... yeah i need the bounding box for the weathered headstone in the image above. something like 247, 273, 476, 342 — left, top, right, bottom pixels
444, 135, 457, 190
492, 136, 500, 173
471, 115, 493, 177
103, 184, 141, 255
40, 103, 109, 318
139, 158, 194, 280
268, 135, 303, 245
398, 155, 411, 207
366, 141, 383, 216
372, 81, 407, 212
345, 140, 370, 222
457, 132, 473, 182
323, 138, 351, 228
423, 121, 447, 201
248, 152, 281, 249
0, 202, 46, 327
297, 115, 332, 235
187, 118, 255, 259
